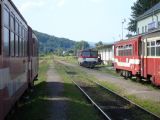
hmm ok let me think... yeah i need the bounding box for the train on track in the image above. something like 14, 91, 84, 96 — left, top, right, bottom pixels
114, 30, 160, 86
77, 49, 99, 68
0, 0, 38, 120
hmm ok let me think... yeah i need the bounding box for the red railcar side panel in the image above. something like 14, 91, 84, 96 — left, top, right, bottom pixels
114, 36, 141, 75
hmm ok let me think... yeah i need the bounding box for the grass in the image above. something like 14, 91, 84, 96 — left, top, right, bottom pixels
54, 61, 102, 120
8, 57, 51, 120
54, 55, 77, 64
127, 95, 160, 116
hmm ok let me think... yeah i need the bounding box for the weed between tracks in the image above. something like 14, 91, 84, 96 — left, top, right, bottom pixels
54, 61, 102, 120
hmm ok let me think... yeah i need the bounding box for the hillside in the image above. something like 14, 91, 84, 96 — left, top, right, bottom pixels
34, 31, 76, 54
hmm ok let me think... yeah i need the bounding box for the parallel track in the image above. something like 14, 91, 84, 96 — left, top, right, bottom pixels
73, 80, 160, 120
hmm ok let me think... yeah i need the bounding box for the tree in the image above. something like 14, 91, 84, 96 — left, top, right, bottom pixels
75, 41, 90, 50
95, 41, 103, 47
126, 33, 133, 38
128, 0, 160, 32
74, 41, 90, 55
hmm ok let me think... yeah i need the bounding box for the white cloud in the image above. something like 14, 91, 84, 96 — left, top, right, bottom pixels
56, 0, 65, 7
19, 0, 46, 12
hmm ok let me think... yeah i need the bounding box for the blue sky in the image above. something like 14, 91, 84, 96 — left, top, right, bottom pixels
14, 0, 136, 43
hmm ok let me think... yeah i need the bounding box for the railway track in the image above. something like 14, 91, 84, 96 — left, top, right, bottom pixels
72, 80, 160, 120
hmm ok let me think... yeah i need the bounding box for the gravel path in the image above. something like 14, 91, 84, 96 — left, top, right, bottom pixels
57, 60, 160, 102
46, 62, 68, 120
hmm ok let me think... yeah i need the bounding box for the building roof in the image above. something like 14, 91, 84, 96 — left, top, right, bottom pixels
137, 2, 160, 21
97, 44, 113, 50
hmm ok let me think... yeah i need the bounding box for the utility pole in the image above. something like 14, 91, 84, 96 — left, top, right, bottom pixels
122, 18, 126, 40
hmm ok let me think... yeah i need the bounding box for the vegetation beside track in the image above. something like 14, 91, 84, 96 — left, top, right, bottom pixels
56, 55, 160, 90
54, 59, 160, 117
54, 55, 77, 64
54, 61, 102, 120
8, 56, 51, 120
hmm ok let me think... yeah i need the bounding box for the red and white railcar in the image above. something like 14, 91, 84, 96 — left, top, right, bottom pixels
114, 36, 141, 78
141, 31, 160, 86
0, 0, 38, 120
114, 31, 160, 86
78, 49, 98, 68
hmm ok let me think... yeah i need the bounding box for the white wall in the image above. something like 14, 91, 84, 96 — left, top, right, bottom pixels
98, 47, 114, 65
137, 12, 160, 34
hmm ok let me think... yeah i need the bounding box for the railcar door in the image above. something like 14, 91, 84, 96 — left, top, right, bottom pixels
141, 38, 147, 78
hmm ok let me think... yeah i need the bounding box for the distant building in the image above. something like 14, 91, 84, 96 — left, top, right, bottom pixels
97, 44, 114, 65
137, 2, 160, 34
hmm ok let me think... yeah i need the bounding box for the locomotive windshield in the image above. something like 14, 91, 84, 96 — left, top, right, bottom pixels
91, 51, 98, 57
82, 51, 90, 56
82, 51, 98, 57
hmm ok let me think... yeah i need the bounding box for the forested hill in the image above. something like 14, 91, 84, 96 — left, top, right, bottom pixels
34, 31, 76, 53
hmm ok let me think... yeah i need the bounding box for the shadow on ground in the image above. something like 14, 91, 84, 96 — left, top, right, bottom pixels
7, 81, 96, 120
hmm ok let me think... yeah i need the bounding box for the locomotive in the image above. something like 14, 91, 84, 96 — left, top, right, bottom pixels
114, 30, 160, 86
78, 49, 99, 68
0, 0, 39, 120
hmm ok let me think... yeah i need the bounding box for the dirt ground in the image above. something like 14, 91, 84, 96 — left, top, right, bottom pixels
46, 62, 68, 120
58, 60, 160, 102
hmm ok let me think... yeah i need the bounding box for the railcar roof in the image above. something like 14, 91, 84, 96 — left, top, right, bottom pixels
8, 0, 28, 25
79, 49, 98, 52
115, 36, 141, 45
96, 44, 113, 50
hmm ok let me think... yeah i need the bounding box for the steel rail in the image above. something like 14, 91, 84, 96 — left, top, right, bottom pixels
95, 81, 160, 119
72, 80, 112, 120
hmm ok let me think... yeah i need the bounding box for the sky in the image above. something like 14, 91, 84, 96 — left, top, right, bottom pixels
13, 0, 136, 43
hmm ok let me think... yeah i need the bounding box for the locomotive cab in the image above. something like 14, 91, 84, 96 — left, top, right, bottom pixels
78, 49, 98, 68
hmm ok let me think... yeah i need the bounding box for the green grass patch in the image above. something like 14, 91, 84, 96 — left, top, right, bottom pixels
54, 55, 77, 64
9, 58, 51, 120
127, 95, 160, 117
54, 62, 102, 120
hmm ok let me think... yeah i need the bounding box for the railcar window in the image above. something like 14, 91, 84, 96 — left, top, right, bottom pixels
23, 29, 26, 56
10, 14, 15, 57
18, 23, 20, 56
25, 30, 28, 56
3, 7, 10, 56
15, 35, 18, 56
123, 45, 126, 56
21, 27, 24, 57
151, 41, 155, 56
4, 8, 9, 27
10, 32, 15, 56
147, 42, 151, 56
15, 20, 18, 34
156, 40, 160, 56
22, 28, 25, 56
10, 15, 14, 32
117, 44, 133, 56
4, 28, 9, 56
15, 20, 19, 56
129, 45, 132, 56
19, 38, 22, 56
